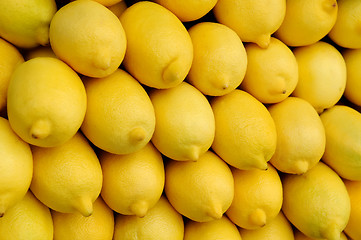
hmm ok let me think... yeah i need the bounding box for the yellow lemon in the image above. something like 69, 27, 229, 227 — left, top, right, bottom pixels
81, 69, 155, 155
268, 97, 326, 174
320, 105, 361, 181
153, 0, 217, 22
0, 38, 24, 113
99, 142, 164, 218
240, 37, 298, 104
274, 0, 338, 47
24, 46, 57, 60
0, 0, 56, 48
0, 117, 33, 217
120, 1, 193, 89
184, 215, 242, 240
88, 0, 123, 7
328, 0, 361, 49
342, 48, 361, 106
343, 179, 361, 240
239, 211, 295, 240
165, 151, 234, 222
113, 196, 184, 240
0, 191, 53, 240
187, 22, 247, 96
226, 163, 283, 230
294, 229, 348, 240
282, 162, 351, 240
149, 82, 215, 161
7, 57, 87, 147
292, 41, 347, 113
213, 0, 286, 48
107, 0, 127, 18
211, 89, 277, 170
50, 0, 127, 78
30, 132, 103, 217
52, 197, 114, 240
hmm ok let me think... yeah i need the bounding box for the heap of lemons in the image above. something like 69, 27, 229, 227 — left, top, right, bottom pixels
2, 0, 361, 239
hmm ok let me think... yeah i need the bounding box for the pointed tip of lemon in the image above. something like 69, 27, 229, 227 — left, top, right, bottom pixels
320, 224, 341, 240
255, 34, 271, 49
129, 127, 146, 143
162, 57, 183, 85
92, 53, 111, 71
206, 202, 223, 220
74, 197, 94, 217
30, 118, 52, 140
187, 146, 201, 161
322, 0, 337, 13
249, 208, 267, 228
294, 161, 310, 174
130, 200, 149, 218
36, 25, 50, 46
252, 156, 269, 170
212, 75, 230, 91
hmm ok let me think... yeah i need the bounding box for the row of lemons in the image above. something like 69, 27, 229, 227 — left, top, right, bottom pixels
1, 0, 361, 239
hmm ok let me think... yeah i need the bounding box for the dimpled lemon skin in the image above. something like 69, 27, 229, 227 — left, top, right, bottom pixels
187, 22, 248, 97
113, 196, 184, 240
294, 229, 348, 240
7, 57, 87, 148
0, 191, 53, 240
120, 1, 193, 89
343, 180, 361, 240
342, 48, 361, 106
0, 0, 57, 48
99, 142, 164, 218
268, 97, 326, 175
320, 105, 361, 181
213, 0, 286, 48
30, 132, 103, 217
149, 82, 215, 161
0, 117, 33, 217
165, 151, 234, 223
282, 162, 351, 240
211, 89, 277, 170
240, 37, 298, 104
50, 0, 127, 78
81, 69, 155, 155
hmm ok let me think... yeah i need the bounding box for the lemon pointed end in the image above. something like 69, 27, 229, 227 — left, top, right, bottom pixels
249, 208, 267, 228
30, 118, 52, 140
130, 201, 149, 218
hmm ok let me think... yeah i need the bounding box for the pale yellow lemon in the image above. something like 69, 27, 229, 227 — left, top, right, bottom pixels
113, 196, 184, 240
226, 163, 283, 230
294, 229, 348, 240
343, 179, 361, 240
342, 48, 361, 106
213, 0, 286, 48
0, 0, 56, 48
274, 0, 338, 47
99, 142, 164, 217
52, 197, 114, 240
292, 41, 346, 113
164, 151, 234, 222
81, 69, 155, 155
268, 97, 326, 174
211, 89, 277, 170
50, 0, 127, 78
30, 132, 103, 217
282, 162, 351, 240
120, 1, 193, 89
0, 117, 33, 217
149, 82, 215, 161
187, 22, 247, 96
240, 37, 298, 104
7, 57, 87, 147
0, 191, 53, 240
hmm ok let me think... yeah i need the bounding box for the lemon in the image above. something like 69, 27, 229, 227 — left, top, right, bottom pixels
274, 0, 338, 47
153, 0, 217, 22
99, 142, 164, 217
239, 211, 295, 240
49, 0, 127, 78
52, 196, 114, 240
240, 37, 298, 104
30, 132, 103, 217
89, 0, 123, 7
343, 179, 361, 239
24, 46, 57, 60
81, 69, 155, 155
267, 97, 326, 174
113, 196, 184, 240
187, 22, 247, 96
226, 163, 283, 230
164, 151, 234, 222
211, 89, 277, 170
184, 215, 242, 240
149, 82, 215, 161
294, 229, 348, 240
291, 41, 347, 113
7, 57, 86, 147
282, 162, 351, 240
107, 0, 127, 18
120, 1, 193, 89
0, 0, 56, 48
342, 48, 361, 106
320, 105, 361, 181
0, 117, 33, 217
213, 0, 286, 48
0, 38, 24, 113
328, 0, 361, 49
0, 191, 53, 240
